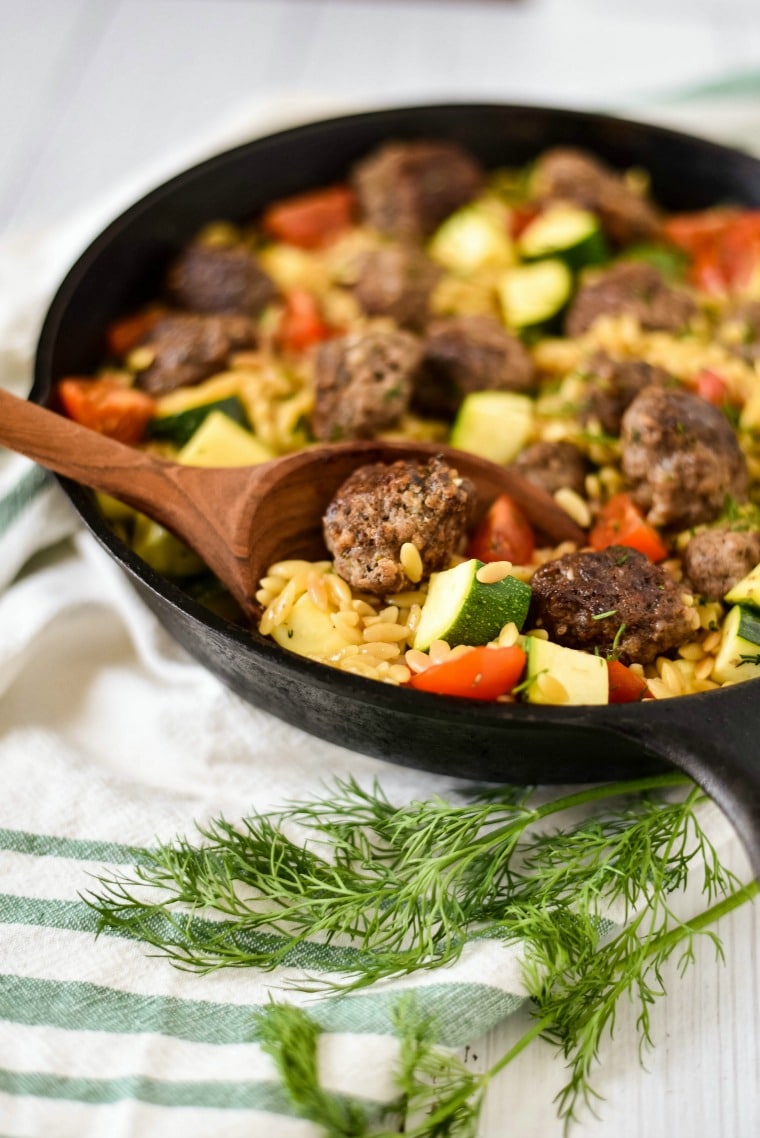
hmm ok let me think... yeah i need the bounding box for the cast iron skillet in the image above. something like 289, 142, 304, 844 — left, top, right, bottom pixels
32, 104, 760, 876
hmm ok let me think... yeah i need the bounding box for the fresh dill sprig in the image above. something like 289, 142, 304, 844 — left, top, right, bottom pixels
84, 774, 758, 1130
254, 995, 485, 1138
87, 773, 690, 988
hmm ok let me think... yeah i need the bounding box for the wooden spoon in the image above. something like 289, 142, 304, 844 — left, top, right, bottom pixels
0, 388, 585, 620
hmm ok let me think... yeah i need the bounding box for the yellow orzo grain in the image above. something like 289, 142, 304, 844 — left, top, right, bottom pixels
400, 542, 423, 583
476, 560, 512, 584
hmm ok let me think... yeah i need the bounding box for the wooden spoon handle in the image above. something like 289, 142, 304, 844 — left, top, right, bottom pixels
0, 387, 174, 516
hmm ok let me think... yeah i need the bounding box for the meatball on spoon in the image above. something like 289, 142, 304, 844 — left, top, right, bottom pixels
0, 387, 584, 620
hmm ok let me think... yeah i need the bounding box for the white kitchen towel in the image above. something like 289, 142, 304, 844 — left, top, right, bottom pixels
0, 88, 756, 1137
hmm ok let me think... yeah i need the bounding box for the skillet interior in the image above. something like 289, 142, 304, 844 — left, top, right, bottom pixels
31, 103, 760, 789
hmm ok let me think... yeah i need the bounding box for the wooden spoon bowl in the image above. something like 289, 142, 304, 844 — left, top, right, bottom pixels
0, 388, 585, 620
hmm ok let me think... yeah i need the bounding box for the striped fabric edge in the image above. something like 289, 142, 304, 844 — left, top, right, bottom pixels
0, 466, 50, 541
0, 971, 525, 1049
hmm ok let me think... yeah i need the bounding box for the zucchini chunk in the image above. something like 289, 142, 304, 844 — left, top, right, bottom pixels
523, 636, 609, 705
497, 258, 573, 333
518, 205, 608, 270
177, 410, 275, 467
428, 203, 515, 275
450, 390, 534, 465
147, 395, 250, 447
724, 561, 760, 608
712, 604, 760, 684
413, 558, 531, 651
272, 593, 351, 659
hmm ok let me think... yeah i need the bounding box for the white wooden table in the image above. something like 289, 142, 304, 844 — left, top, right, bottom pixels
1, 2, 759, 1135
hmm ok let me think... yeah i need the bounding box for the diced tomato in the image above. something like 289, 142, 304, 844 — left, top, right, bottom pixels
105, 306, 165, 358
276, 288, 334, 353
665, 209, 760, 296
409, 645, 527, 701
589, 493, 668, 563
57, 377, 156, 444
509, 204, 540, 239
261, 184, 356, 249
607, 659, 649, 703
662, 209, 742, 254
693, 368, 729, 407
466, 494, 536, 565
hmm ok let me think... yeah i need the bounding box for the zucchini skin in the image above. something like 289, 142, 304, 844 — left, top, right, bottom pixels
147, 395, 250, 446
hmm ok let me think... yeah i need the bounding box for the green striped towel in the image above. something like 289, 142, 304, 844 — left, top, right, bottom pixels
0, 89, 757, 1137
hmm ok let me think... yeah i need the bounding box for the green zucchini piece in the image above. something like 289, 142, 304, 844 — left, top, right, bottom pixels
523, 637, 609, 705
621, 243, 689, 281
724, 561, 760, 608
272, 593, 353, 659
413, 559, 531, 651
176, 411, 275, 467
712, 604, 760, 684
147, 395, 250, 447
132, 514, 205, 578
518, 205, 608, 270
428, 203, 514, 275
497, 258, 573, 333
449, 390, 534, 465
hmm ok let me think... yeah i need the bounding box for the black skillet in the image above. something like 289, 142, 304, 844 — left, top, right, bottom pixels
31, 104, 760, 876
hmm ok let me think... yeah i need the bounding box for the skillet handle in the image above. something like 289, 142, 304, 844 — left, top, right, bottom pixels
611, 684, 760, 879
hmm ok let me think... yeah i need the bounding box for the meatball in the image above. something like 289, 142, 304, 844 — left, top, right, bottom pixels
683, 528, 760, 601
167, 243, 276, 316
529, 546, 694, 665
311, 329, 422, 442
565, 262, 696, 338
352, 245, 441, 330
532, 147, 661, 247
351, 140, 485, 242
513, 440, 589, 499
323, 455, 476, 594
414, 315, 535, 418
136, 312, 257, 395
580, 351, 672, 436
621, 385, 748, 529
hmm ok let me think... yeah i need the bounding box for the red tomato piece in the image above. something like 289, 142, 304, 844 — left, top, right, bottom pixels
57, 377, 156, 445
510, 204, 540, 239
466, 494, 536, 565
105, 306, 165, 358
662, 209, 742, 254
409, 645, 527, 701
589, 493, 668, 563
665, 209, 760, 296
693, 368, 729, 407
607, 659, 649, 703
261, 184, 356, 249
276, 288, 333, 353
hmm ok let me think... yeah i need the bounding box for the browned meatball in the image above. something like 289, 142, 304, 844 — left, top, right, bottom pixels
529, 546, 694, 665
683, 528, 760, 601
513, 440, 589, 498
352, 245, 441, 330
323, 456, 476, 594
351, 140, 485, 242
621, 385, 748, 529
565, 262, 696, 338
580, 351, 672, 436
311, 330, 422, 442
167, 244, 276, 316
136, 313, 257, 395
532, 147, 661, 247
414, 315, 535, 418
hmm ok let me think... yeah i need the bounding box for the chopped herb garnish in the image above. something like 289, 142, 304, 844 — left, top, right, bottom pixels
592, 609, 617, 621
